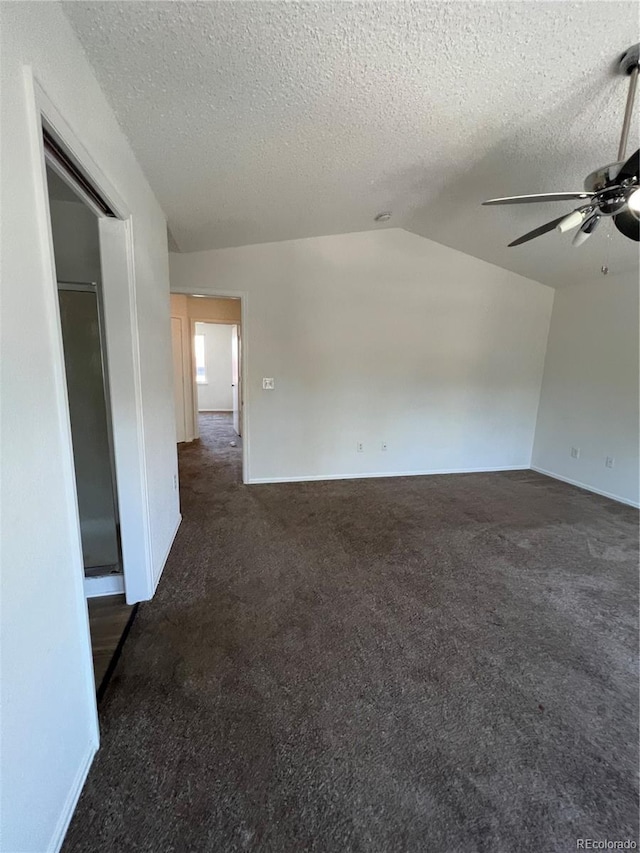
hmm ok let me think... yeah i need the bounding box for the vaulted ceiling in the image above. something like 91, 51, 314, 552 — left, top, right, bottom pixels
64, 1, 639, 287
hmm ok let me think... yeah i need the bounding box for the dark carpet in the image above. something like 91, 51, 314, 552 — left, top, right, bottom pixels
64, 413, 639, 852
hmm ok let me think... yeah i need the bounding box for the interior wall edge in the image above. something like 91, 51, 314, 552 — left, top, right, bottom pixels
147, 513, 182, 603
530, 285, 557, 452
46, 742, 96, 853
531, 270, 639, 507
530, 466, 640, 510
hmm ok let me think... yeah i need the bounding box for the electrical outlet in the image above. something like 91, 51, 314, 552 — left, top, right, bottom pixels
262, 377, 275, 390
570, 447, 580, 459
381, 441, 388, 451
357, 442, 364, 453
605, 456, 615, 469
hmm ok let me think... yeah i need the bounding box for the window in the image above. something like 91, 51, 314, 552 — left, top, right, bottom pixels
194, 334, 207, 384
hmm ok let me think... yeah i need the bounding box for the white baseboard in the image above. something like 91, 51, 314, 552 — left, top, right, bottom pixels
248, 465, 530, 485
152, 513, 182, 595
531, 466, 639, 508
85, 573, 125, 598
48, 741, 97, 853
198, 408, 232, 412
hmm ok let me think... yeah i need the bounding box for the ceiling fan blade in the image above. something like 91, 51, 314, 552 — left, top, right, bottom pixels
615, 148, 639, 183
483, 191, 592, 206
613, 208, 640, 241
508, 215, 569, 247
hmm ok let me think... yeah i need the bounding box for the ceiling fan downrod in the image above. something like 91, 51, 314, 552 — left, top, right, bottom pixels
617, 43, 639, 162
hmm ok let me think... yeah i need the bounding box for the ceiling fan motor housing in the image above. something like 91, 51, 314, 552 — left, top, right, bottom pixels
584, 163, 623, 193
619, 43, 640, 77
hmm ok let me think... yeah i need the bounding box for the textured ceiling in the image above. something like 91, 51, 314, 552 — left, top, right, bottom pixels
63, 1, 639, 287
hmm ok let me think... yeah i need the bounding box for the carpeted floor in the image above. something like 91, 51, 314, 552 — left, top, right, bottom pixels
64, 412, 639, 852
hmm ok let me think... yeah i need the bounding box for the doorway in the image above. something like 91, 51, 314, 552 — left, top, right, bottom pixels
46, 165, 122, 580
170, 294, 244, 480
57, 283, 121, 576
194, 322, 240, 429
37, 99, 162, 606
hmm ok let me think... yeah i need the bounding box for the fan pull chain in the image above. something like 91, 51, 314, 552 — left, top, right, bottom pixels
601, 219, 614, 276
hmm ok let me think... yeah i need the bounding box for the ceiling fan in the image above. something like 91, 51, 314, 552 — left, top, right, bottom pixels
483, 43, 639, 247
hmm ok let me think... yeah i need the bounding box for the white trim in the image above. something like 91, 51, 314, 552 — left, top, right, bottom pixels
34, 82, 130, 219
44, 154, 109, 221
189, 318, 200, 441
25, 68, 101, 749
171, 316, 187, 442
46, 741, 96, 853
248, 465, 530, 485
198, 408, 233, 412
84, 574, 126, 598
192, 316, 240, 326
151, 513, 182, 596
32, 73, 155, 605
531, 466, 640, 508
122, 217, 155, 600
170, 311, 196, 441
98, 217, 154, 604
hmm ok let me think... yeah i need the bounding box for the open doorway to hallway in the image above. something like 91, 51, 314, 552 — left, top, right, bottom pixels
170, 294, 243, 483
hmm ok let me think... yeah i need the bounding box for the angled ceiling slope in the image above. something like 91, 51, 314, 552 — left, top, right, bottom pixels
63, 1, 639, 287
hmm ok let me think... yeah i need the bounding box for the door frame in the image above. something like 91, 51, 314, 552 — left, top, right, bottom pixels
29, 73, 155, 604
191, 319, 242, 433
177, 293, 249, 484
171, 317, 188, 443
230, 323, 241, 436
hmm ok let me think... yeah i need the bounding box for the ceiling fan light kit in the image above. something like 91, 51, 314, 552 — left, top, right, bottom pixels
556, 209, 587, 233
572, 213, 601, 247
483, 43, 639, 249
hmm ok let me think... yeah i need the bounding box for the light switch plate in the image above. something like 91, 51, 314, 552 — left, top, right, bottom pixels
263, 377, 275, 390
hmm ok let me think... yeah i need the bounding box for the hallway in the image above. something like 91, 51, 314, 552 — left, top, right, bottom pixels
181, 411, 243, 486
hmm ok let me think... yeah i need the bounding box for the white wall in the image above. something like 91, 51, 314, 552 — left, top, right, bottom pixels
532, 271, 639, 507
0, 4, 178, 851
196, 322, 234, 411
170, 228, 554, 482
